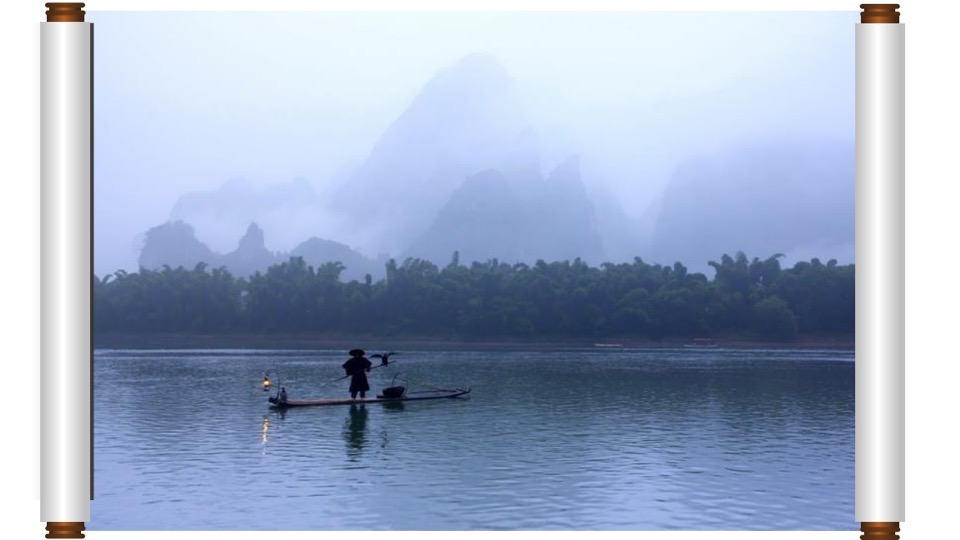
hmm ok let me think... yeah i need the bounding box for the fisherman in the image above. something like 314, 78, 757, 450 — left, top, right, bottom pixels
279, 387, 288, 405
342, 349, 373, 400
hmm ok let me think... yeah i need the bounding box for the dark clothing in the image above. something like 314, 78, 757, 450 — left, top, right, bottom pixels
342, 356, 373, 395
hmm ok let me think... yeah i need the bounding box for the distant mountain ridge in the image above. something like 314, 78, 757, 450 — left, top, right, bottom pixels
326, 53, 533, 255
138, 221, 383, 281
134, 54, 854, 278
169, 177, 324, 254
405, 155, 604, 265
646, 139, 855, 271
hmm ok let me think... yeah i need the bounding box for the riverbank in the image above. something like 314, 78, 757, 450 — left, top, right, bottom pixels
94, 332, 854, 351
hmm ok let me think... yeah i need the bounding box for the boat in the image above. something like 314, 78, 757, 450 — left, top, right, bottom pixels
683, 338, 719, 348
268, 387, 471, 409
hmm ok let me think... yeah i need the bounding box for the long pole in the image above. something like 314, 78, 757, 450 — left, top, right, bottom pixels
41, 3, 92, 539
856, 4, 905, 539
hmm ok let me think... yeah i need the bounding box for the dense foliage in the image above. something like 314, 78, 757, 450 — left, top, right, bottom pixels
93, 252, 854, 341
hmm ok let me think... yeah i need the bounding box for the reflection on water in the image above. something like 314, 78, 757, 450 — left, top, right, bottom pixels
91, 347, 854, 531
381, 400, 406, 413
260, 416, 269, 455
344, 404, 369, 456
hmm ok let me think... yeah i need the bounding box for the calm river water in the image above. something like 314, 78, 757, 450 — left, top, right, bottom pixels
90, 347, 854, 530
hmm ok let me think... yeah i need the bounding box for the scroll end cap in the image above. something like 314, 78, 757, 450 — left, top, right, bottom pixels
860, 522, 900, 539
45, 522, 85, 539
45, 3, 86, 23
860, 4, 901, 24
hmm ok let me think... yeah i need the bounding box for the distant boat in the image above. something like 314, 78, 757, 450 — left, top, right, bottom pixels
594, 343, 624, 348
683, 338, 719, 348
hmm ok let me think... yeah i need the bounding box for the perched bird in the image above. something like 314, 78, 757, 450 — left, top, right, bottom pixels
370, 352, 397, 366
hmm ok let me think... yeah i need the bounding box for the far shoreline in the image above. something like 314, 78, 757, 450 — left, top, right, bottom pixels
93, 332, 854, 352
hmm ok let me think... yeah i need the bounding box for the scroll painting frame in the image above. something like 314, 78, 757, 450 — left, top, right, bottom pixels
18, 0, 940, 539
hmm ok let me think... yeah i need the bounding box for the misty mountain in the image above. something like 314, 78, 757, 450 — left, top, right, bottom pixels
139, 54, 854, 279
138, 220, 219, 272
289, 237, 385, 282
588, 180, 650, 264
138, 221, 278, 276
404, 155, 605, 266
327, 53, 531, 255
146, 54, 639, 269
219, 223, 276, 277
646, 139, 855, 271
169, 177, 323, 254
137, 221, 382, 281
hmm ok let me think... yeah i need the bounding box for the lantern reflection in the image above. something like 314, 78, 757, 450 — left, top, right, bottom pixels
261, 416, 269, 454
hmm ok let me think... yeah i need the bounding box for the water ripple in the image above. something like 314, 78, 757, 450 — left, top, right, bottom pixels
91, 347, 854, 531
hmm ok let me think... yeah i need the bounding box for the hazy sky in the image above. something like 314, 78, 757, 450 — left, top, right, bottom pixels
91, 10, 855, 275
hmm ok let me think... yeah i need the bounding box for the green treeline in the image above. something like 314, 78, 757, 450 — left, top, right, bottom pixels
93, 252, 853, 341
